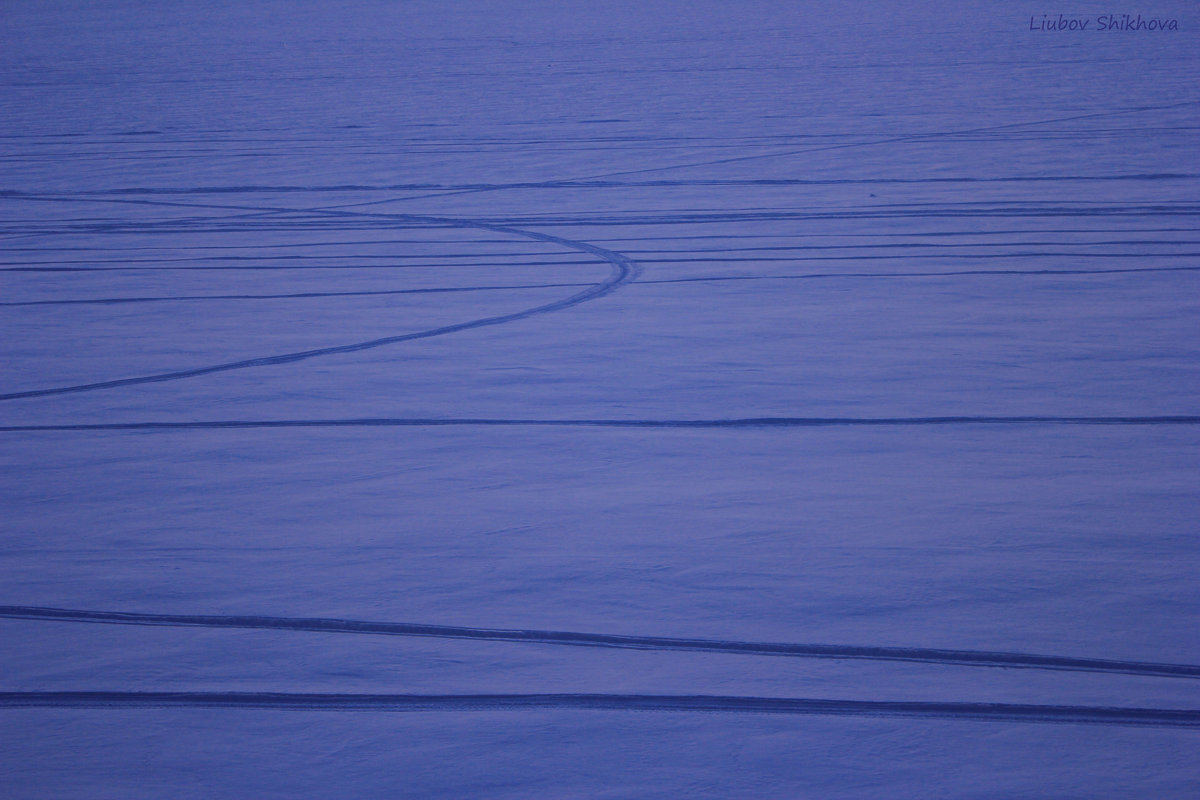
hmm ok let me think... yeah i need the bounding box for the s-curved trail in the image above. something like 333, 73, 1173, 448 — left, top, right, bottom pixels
0, 211, 638, 402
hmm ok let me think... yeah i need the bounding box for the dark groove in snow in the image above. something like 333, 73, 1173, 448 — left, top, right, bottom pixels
9, 265, 1197, 307
0, 259, 596, 273
3, 417, 1198, 433
4, 173, 1198, 197
0, 214, 638, 401
5, 256, 1197, 277
3, 605, 1197, 678
0, 283, 588, 307
2, 691, 1197, 727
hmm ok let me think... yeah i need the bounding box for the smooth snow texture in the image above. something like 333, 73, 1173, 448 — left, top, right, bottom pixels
1, 1, 1198, 797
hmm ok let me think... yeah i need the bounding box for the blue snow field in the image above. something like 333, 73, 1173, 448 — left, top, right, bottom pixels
1, 2, 1197, 797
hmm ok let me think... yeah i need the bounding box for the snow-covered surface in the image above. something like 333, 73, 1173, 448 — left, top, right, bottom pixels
2, 1, 1198, 796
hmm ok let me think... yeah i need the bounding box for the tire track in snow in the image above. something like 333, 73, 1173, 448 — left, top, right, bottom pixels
545, 101, 1200, 183
451, 204, 1200, 228
0, 283, 589, 307
3, 606, 1197, 679
590, 227, 1200, 242
314, 102, 1200, 205
5, 227, 1190, 249
6, 266, 1197, 308
4, 172, 1194, 194
15, 195, 1193, 235
10, 236, 1199, 264
1, 692, 1197, 727
4, 417, 1198, 433
6, 252, 1197, 274
0, 213, 638, 402
658, 265, 1200, 279
0, 251, 587, 266
0, 260, 595, 273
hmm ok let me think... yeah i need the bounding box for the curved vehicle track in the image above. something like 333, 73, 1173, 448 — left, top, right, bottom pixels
0, 202, 638, 401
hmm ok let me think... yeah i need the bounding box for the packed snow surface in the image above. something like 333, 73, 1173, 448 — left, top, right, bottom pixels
1, 1, 1198, 797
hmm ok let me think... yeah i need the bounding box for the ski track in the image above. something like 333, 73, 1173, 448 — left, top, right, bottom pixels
2, 605, 1198, 679
1, 692, 1197, 728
